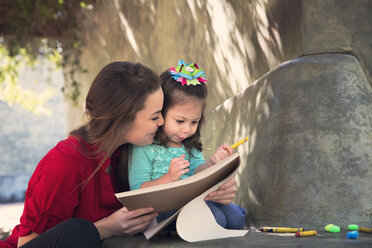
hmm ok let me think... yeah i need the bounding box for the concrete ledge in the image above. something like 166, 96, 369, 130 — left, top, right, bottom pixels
102, 229, 372, 247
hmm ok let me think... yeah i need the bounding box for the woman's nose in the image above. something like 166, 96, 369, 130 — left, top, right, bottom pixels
158, 114, 164, 126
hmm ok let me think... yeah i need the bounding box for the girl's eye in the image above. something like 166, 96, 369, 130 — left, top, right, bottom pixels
152, 117, 159, 121
176, 120, 184, 123
192, 121, 199, 125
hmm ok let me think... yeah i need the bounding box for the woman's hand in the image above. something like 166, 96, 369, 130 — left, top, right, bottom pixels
204, 177, 237, 205
208, 145, 234, 165
94, 206, 158, 239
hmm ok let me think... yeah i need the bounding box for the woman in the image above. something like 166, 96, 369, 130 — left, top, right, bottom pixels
1, 61, 238, 248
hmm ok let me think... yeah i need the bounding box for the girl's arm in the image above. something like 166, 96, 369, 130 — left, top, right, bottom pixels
140, 155, 190, 188
17, 155, 87, 247
194, 144, 233, 174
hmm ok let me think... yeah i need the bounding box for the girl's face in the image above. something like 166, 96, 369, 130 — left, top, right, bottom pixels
163, 97, 203, 148
122, 87, 164, 146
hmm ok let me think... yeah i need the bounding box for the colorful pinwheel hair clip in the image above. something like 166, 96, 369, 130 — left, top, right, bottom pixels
169, 59, 207, 86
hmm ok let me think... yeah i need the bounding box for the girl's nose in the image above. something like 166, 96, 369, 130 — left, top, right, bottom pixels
181, 124, 191, 133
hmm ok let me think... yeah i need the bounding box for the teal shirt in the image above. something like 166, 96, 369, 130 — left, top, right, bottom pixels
129, 144, 205, 190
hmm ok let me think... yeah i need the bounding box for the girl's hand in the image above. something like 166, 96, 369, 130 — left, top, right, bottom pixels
166, 155, 190, 182
204, 177, 237, 205
94, 206, 158, 239
209, 144, 234, 165
140, 155, 190, 188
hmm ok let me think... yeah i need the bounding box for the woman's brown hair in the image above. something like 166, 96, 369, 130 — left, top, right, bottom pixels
70, 61, 160, 192
156, 70, 207, 155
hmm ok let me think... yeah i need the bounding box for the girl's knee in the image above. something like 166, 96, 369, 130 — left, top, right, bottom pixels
206, 201, 227, 228
219, 204, 246, 229
221, 204, 246, 216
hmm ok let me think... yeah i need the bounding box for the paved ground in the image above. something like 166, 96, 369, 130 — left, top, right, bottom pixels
2, 203, 372, 247
102, 228, 372, 248
0, 203, 23, 230
0, 203, 23, 241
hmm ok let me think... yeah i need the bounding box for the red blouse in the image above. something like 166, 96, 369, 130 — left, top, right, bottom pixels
2, 136, 123, 248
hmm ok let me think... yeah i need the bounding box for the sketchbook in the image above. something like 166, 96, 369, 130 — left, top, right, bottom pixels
115, 153, 248, 242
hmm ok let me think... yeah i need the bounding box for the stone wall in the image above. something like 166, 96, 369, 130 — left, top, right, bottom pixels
68, 0, 372, 131
301, 0, 372, 83
67, 0, 303, 130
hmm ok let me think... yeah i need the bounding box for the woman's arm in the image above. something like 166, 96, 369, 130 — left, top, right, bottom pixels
204, 177, 238, 205
18, 232, 39, 247
16, 154, 86, 247
94, 206, 157, 239
17, 207, 158, 245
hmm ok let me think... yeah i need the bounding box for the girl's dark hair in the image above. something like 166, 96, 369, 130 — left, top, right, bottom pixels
70, 61, 160, 192
157, 70, 207, 155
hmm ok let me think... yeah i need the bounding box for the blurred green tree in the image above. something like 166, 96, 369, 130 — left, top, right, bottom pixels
0, 0, 97, 114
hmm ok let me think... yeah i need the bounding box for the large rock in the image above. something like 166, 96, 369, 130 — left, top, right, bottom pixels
301, 0, 372, 84
202, 54, 372, 228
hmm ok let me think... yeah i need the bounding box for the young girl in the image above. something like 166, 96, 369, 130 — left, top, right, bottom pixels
129, 60, 246, 230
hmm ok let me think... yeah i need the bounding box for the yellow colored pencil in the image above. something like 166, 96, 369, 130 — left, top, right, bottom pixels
295, 230, 317, 237
259, 227, 304, 233
272, 227, 304, 233
359, 227, 372, 233
231, 136, 249, 149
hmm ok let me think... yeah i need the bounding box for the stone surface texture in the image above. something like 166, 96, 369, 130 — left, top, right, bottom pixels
202, 54, 372, 227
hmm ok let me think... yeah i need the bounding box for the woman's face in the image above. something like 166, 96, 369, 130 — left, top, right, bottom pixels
122, 87, 164, 146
